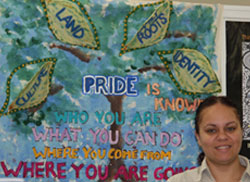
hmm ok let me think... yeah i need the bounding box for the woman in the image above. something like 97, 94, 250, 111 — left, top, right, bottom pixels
168, 96, 250, 182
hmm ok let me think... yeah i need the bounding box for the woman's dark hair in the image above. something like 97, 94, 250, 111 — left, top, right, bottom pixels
195, 96, 242, 165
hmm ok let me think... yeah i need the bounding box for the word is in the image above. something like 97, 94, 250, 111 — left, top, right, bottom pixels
82, 75, 138, 96
147, 83, 161, 96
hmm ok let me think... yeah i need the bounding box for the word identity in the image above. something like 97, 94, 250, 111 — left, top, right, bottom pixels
173, 50, 216, 88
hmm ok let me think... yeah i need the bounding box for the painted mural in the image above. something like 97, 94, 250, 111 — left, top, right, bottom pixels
0, 0, 222, 181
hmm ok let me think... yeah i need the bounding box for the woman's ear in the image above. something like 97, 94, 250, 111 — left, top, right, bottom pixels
195, 132, 201, 146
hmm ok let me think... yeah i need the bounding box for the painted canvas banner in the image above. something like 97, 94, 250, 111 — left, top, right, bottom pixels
0, 0, 222, 181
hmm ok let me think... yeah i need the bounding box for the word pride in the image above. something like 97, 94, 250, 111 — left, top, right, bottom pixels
82, 75, 138, 96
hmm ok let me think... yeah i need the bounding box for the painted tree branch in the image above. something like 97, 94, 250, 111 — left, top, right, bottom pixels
49, 43, 91, 63
165, 30, 196, 41
138, 65, 166, 73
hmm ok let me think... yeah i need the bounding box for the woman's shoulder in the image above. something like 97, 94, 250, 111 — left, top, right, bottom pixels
167, 167, 200, 182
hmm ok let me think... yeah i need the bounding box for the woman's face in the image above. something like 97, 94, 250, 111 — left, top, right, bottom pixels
195, 103, 242, 166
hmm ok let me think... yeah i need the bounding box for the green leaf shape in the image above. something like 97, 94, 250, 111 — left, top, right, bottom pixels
158, 49, 221, 95
119, 0, 172, 56
41, 0, 100, 50
0, 58, 57, 118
